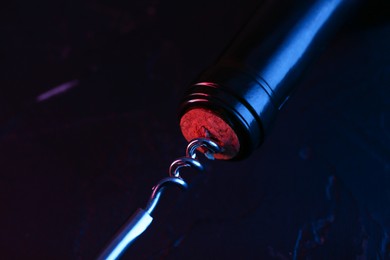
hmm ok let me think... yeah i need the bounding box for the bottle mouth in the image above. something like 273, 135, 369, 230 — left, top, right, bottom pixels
178, 81, 266, 160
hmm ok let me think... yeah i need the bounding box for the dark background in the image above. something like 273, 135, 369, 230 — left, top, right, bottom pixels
0, 0, 390, 259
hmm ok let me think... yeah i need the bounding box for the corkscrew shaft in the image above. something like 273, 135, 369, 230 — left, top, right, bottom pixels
96, 209, 153, 260
96, 139, 221, 259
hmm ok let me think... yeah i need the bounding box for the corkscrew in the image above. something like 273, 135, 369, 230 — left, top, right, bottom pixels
97, 0, 361, 258
97, 138, 222, 260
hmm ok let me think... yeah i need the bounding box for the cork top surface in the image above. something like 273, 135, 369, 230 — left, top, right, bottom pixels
180, 108, 240, 160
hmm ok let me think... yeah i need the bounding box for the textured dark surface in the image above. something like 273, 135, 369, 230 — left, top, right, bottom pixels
0, 0, 390, 259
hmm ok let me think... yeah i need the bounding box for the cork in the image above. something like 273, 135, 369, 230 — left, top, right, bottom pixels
180, 108, 240, 160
